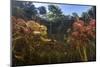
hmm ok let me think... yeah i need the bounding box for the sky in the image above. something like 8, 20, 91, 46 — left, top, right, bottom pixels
33, 2, 92, 16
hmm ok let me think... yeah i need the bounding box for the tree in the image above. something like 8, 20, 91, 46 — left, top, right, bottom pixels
12, 1, 38, 20
72, 12, 79, 21
38, 6, 47, 15
81, 12, 90, 23
47, 5, 63, 35
88, 6, 96, 19
48, 5, 62, 16
46, 5, 74, 41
